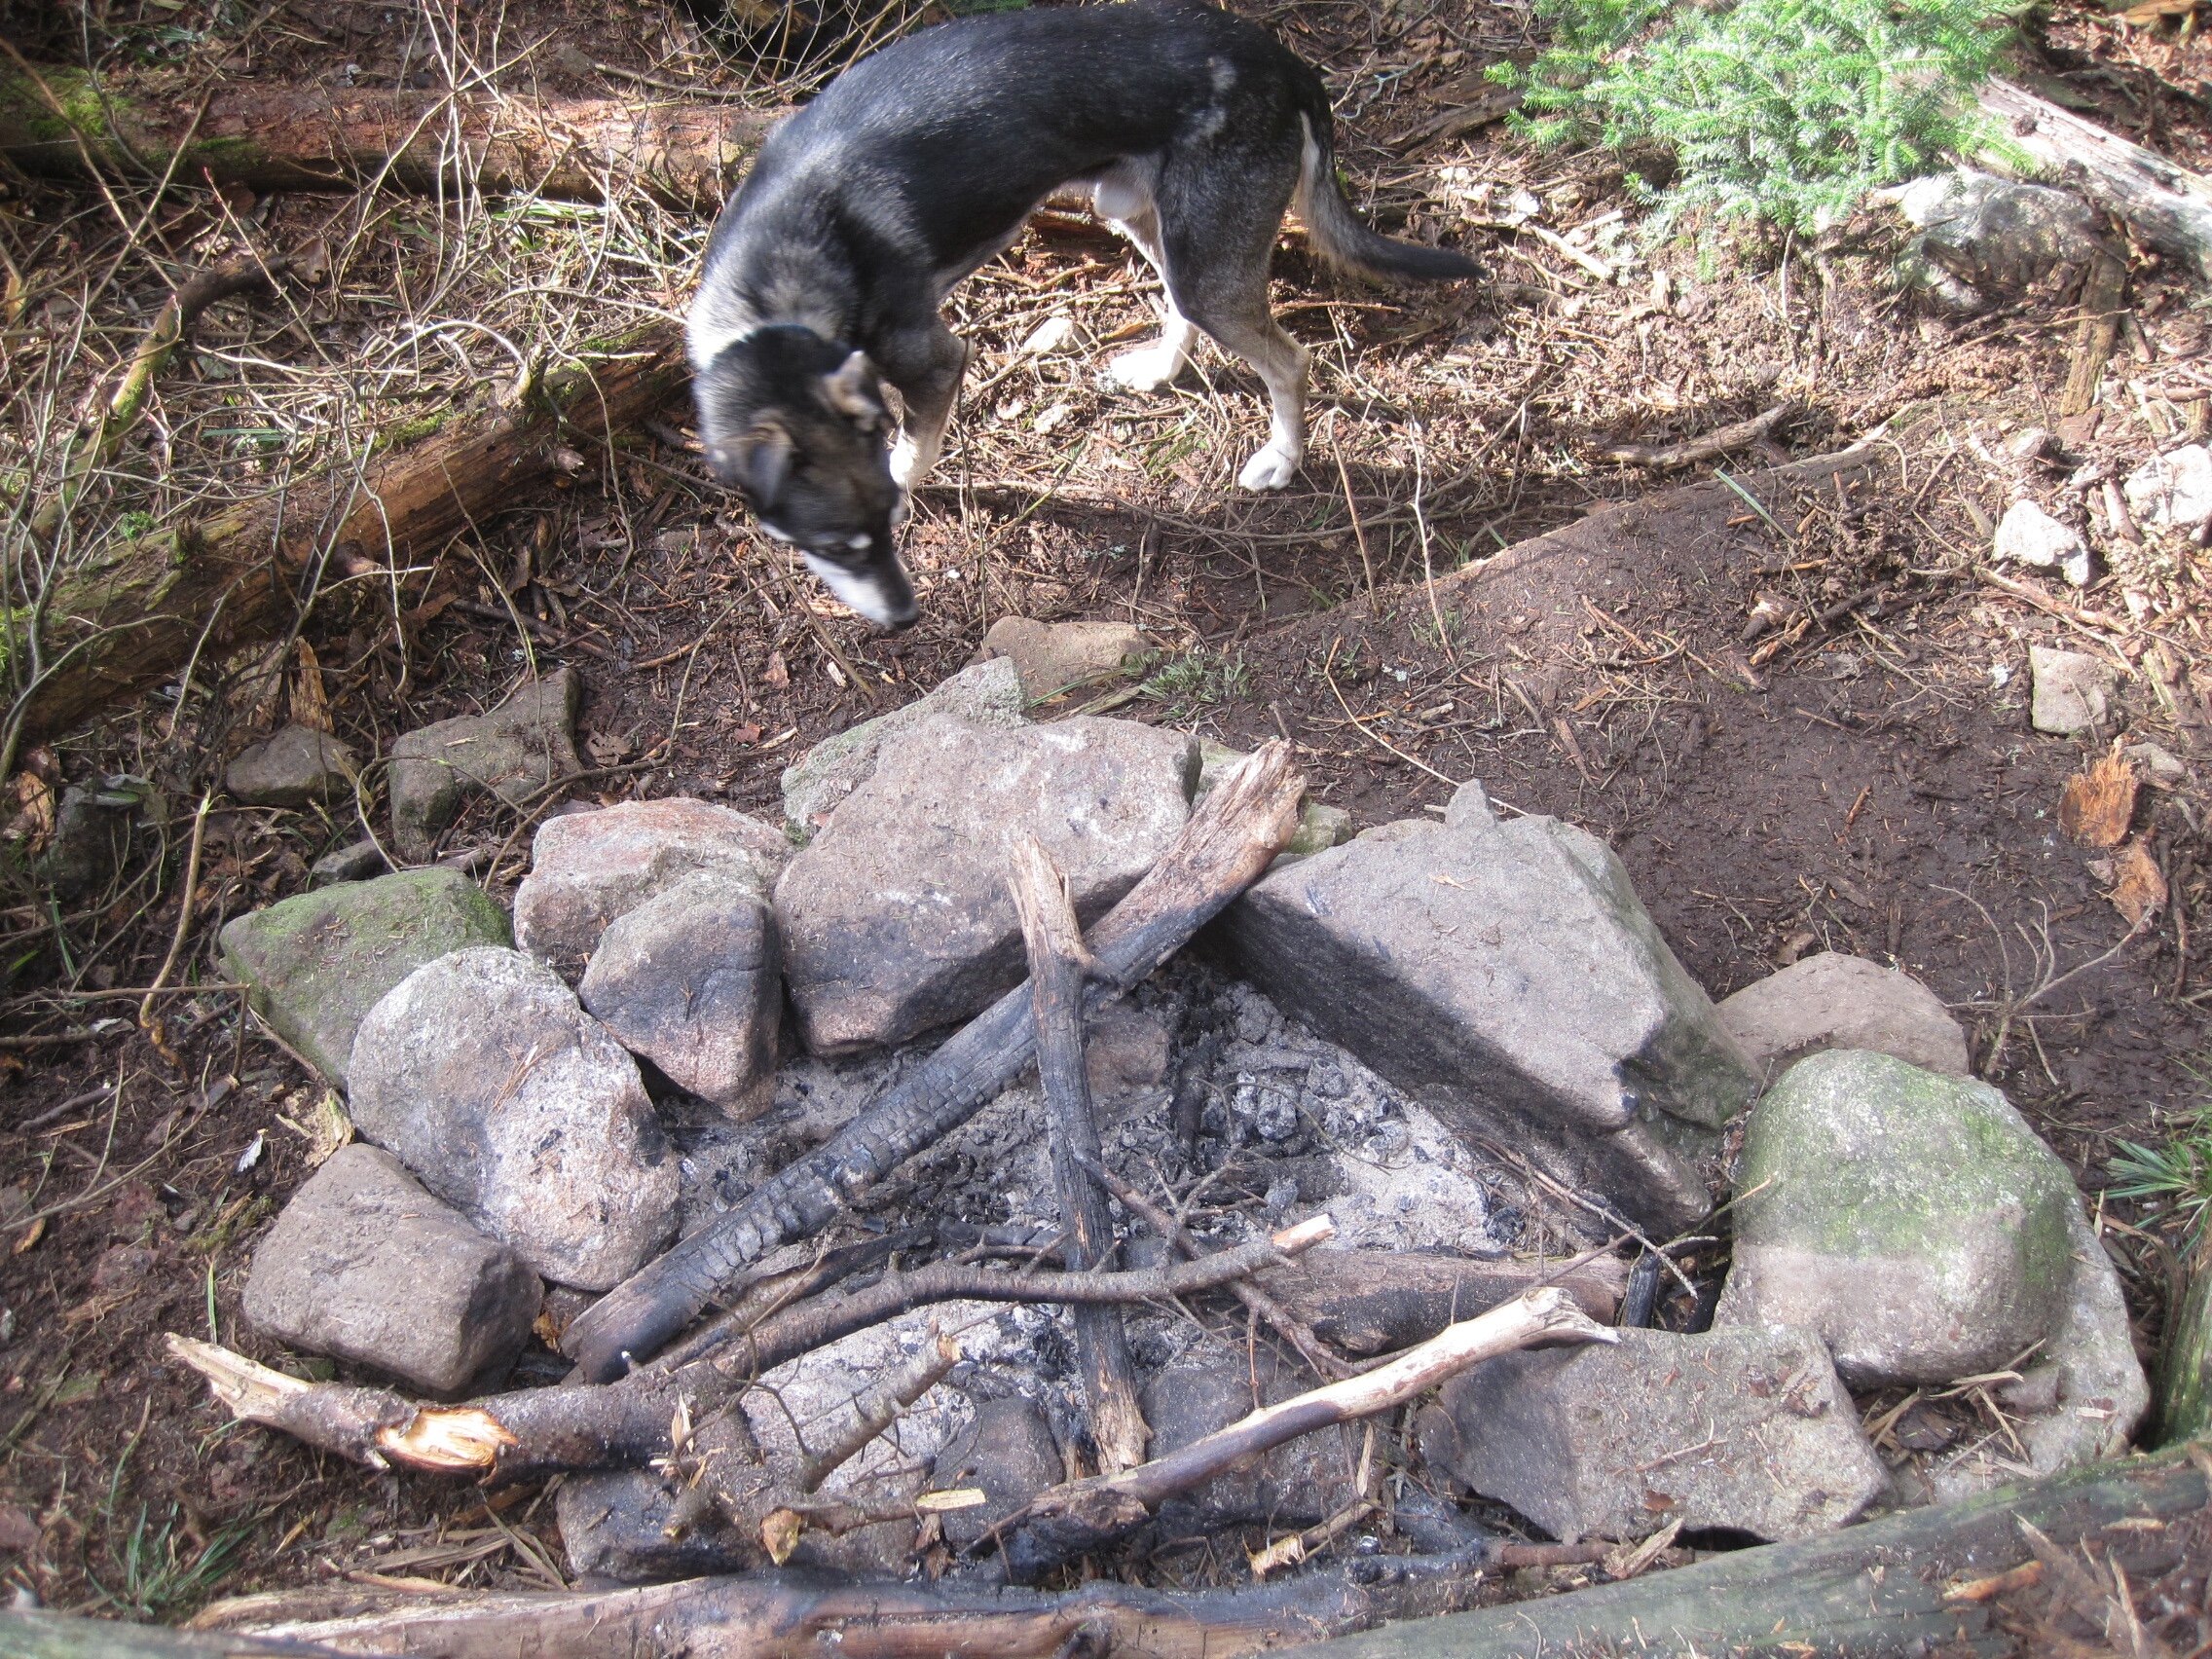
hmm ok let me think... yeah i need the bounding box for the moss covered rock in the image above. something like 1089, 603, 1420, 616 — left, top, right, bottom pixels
219, 867, 511, 1086
1717, 1050, 2078, 1386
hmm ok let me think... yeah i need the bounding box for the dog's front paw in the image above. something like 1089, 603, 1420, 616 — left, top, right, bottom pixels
1106, 344, 1185, 393
1237, 444, 1302, 491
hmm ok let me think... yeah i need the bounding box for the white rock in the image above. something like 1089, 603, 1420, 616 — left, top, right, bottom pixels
2123, 444, 2212, 533
1993, 498, 2091, 588
2029, 645, 2118, 736
1019, 314, 1077, 357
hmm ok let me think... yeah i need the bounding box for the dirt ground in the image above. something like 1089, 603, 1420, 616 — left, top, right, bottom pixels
1, 0, 2209, 1641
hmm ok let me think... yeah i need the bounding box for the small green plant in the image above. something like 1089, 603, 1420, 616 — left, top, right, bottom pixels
1139, 650, 1251, 720
2109, 1100, 2212, 1250
89, 1503, 256, 1619
1497, 0, 2016, 235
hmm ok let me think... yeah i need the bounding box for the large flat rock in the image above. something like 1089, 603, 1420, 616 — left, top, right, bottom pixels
780, 657, 1025, 840
775, 713, 1198, 1053
241, 1144, 539, 1393
1716, 951, 1970, 1081
1212, 781, 1757, 1233
1422, 1324, 1888, 1543
218, 867, 512, 1086
347, 946, 679, 1289
389, 667, 581, 861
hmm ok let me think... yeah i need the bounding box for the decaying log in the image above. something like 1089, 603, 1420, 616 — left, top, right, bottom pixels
997, 1286, 1615, 1580
166, 1226, 1330, 1484
564, 743, 1308, 1382
174, 1546, 1493, 1658
0, 63, 781, 210
1300, 1440, 2212, 1658
1009, 833, 1149, 1472
15, 322, 684, 743
1979, 77, 2212, 283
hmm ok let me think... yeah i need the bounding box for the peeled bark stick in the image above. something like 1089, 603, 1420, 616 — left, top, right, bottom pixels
997, 1285, 1617, 1581
18, 322, 685, 742
563, 742, 1307, 1382
1009, 833, 1149, 1473
1978, 77, 2212, 284
165, 1233, 1328, 1483
0, 63, 782, 210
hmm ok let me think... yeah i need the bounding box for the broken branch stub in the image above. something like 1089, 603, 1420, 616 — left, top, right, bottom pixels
998, 1285, 1617, 1580
562, 742, 1307, 1382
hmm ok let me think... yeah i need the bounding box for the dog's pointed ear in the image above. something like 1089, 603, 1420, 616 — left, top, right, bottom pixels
709, 419, 794, 506
821, 350, 884, 424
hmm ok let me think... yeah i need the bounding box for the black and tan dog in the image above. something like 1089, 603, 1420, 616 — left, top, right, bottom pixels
686, 0, 1479, 628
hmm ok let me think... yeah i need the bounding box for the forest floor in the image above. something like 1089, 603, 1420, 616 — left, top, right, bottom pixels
0, 0, 2208, 1638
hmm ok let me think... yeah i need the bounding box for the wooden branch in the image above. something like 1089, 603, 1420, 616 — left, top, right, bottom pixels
1598, 403, 1788, 469
1009, 834, 1148, 1473
563, 743, 1308, 1382
1287, 1440, 2212, 1658
1254, 1247, 1627, 1354
1091, 1159, 1352, 1382
166, 1225, 1330, 1484
18, 322, 685, 743
0, 63, 781, 210
997, 1286, 1616, 1580
1977, 78, 2212, 282
799, 1328, 959, 1493
28, 261, 280, 545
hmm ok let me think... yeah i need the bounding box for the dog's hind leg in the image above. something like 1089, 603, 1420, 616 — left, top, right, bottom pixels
1093, 166, 1198, 393
1152, 129, 1310, 491
879, 321, 971, 498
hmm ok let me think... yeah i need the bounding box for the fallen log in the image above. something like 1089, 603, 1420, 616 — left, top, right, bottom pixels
1979, 76, 2212, 283
996, 1286, 1615, 1581
0, 62, 781, 210
1010, 833, 1150, 1472
177, 1546, 1494, 1657
13, 321, 684, 745
562, 742, 1308, 1382
1295, 1440, 2212, 1659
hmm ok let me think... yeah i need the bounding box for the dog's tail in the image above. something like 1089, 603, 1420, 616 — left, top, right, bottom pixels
1295, 107, 1480, 284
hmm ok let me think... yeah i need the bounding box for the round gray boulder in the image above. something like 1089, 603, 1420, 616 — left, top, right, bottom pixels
1716, 1050, 2078, 1386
